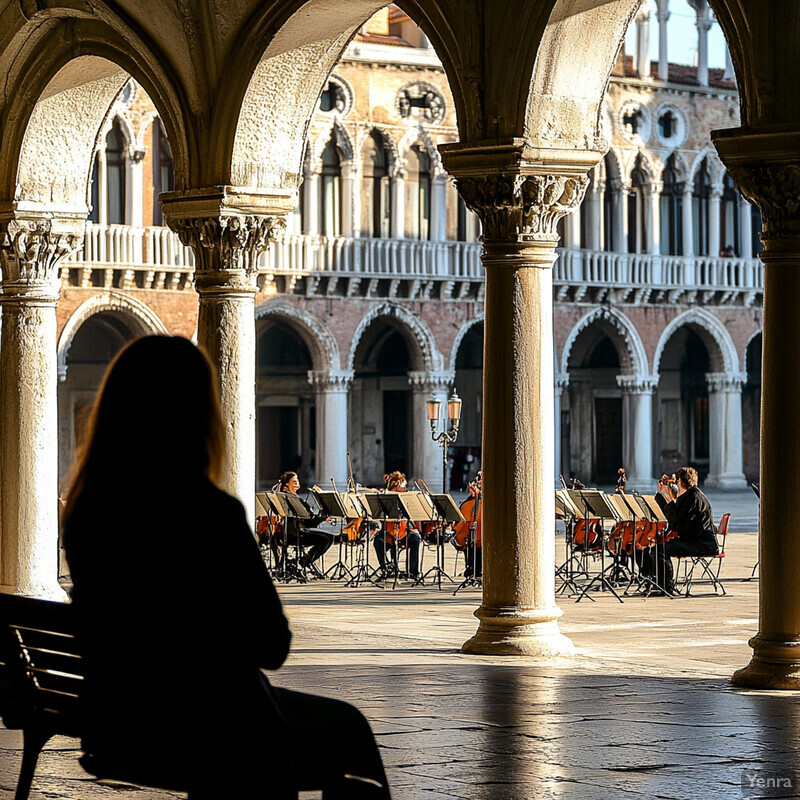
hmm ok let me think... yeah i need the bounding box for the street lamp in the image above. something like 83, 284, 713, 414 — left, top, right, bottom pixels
427, 389, 462, 492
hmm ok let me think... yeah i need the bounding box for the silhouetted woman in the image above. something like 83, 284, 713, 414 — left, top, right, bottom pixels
62, 336, 389, 799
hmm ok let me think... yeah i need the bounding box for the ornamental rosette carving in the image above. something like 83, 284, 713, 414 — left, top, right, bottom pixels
456, 173, 588, 242
727, 162, 800, 241
0, 218, 83, 297
170, 214, 285, 275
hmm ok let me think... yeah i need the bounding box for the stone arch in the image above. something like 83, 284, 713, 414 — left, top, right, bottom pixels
448, 314, 485, 373
744, 327, 764, 372
57, 292, 168, 380
348, 302, 442, 373
600, 147, 624, 184
560, 307, 648, 377
255, 298, 339, 372
664, 148, 692, 184
360, 126, 402, 177
624, 147, 659, 184
310, 118, 355, 166
690, 147, 725, 184
653, 308, 739, 375
0, 17, 190, 207
397, 126, 443, 174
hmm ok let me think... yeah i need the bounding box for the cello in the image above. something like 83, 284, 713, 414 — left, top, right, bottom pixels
452, 474, 482, 551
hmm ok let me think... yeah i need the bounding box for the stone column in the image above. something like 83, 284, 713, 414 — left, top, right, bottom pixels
340, 163, 355, 237
565, 203, 581, 250
391, 166, 406, 239
555, 374, 569, 487
162, 188, 291, 523
656, 0, 670, 82
442, 142, 594, 656
723, 46, 735, 82
302, 162, 320, 235
704, 372, 748, 489
682, 185, 694, 257
97, 146, 109, 226
0, 211, 84, 598
617, 375, 657, 491
709, 183, 723, 256
309, 370, 353, 487
432, 173, 448, 241
408, 370, 453, 490
740, 198, 753, 258
647, 182, 662, 255
584, 179, 602, 250
126, 147, 146, 228
635, 2, 651, 78
714, 130, 800, 688
611, 179, 628, 253
695, 11, 712, 87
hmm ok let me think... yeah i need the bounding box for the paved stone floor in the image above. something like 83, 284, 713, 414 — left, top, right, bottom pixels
6, 490, 799, 800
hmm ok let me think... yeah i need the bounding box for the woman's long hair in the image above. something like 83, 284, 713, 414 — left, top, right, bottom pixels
63, 336, 224, 518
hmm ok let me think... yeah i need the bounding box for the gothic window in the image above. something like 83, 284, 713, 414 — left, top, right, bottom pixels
106, 119, 127, 225
719, 171, 740, 257
627, 157, 648, 254
660, 154, 683, 256
658, 111, 675, 140
602, 171, 614, 251
320, 138, 342, 237
693, 158, 711, 256
320, 82, 346, 113
406, 145, 431, 240
152, 119, 174, 226
361, 131, 391, 238
88, 154, 100, 224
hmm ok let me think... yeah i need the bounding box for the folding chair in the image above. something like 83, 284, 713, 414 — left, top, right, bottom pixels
675, 512, 730, 596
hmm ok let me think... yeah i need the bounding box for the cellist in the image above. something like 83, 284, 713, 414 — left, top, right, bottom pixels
372, 471, 422, 579
455, 471, 482, 578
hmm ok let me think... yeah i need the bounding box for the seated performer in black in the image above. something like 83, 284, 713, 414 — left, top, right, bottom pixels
639, 466, 718, 594
372, 471, 422, 578
62, 336, 390, 800
278, 470, 337, 571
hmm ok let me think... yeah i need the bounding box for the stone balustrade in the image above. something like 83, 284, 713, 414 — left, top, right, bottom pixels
62, 223, 762, 305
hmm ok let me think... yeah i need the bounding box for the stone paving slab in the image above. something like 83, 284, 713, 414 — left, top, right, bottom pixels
3, 527, 791, 800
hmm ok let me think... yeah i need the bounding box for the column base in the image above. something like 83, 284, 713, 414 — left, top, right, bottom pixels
461, 604, 575, 657
0, 582, 67, 602
704, 473, 748, 490
732, 636, 800, 690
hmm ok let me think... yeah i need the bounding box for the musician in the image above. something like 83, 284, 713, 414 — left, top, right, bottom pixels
278, 471, 337, 569
463, 472, 482, 579
640, 466, 718, 594
372, 471, 422, 579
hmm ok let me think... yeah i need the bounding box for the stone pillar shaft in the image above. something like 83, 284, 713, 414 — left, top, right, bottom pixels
705, 373, 747, 489
709, 185, 723, 257
126, 150, 145, 228
617, 375, 657, 490
648, 184, 662, 255
682, 188, 694, 257
391, 171, 406, 239
696, 14, 712, 87
611, 181, 628, 253
432, 175, 448, 241
714, 131, 800, 688
585, 183, 601, 250
444, 156, 593, 657
740, 199, 753, 259
0, 213, 84, 598
409, 371, 453, 490
309, 370, 352, 486
657, 2, 670, 81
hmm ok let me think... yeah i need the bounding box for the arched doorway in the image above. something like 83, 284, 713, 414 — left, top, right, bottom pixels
256, 320, 315, 489
743, 333, 762, 484
453, 321, 483, 490
657, 327, 711, 480
58, 312, 140, 484
566, 330, 623, 485
351, 322, 414, 485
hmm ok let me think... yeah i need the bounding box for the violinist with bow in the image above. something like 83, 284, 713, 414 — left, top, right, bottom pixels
638, 466, 718, 594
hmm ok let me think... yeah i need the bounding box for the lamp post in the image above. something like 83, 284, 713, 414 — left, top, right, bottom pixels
426, 390, 462, 492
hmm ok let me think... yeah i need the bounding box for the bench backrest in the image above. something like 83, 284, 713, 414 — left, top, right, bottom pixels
0, 594, 84, 737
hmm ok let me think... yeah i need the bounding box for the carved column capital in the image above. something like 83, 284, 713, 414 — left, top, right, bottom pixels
555, 373, 570, 395
408, 370, 455, 394
706, 371, 747, 393
455, 172, 588, 243
0, 212, 84, 301
161, 187, 292, 292
713, 130, 800, 253
617, 374, 659, 394
308, 369, 354, 392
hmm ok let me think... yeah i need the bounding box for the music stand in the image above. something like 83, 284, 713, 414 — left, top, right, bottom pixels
419, 492, 462, 589
278, 491, 312, 583
309, 489, 351, 580
555, 489, 588, 596
573, 490, 624, 603
630, 491, 674, 598
344, 491, 383, 589
363, 492, 406, 588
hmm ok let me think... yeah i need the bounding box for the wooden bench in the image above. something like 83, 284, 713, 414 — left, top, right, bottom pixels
0, 592, 385, 799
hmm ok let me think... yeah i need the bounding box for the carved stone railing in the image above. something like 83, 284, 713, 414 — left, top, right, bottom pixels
61, 224, 763, 306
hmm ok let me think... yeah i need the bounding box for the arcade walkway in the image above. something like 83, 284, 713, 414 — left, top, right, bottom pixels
3, 516, 794, 800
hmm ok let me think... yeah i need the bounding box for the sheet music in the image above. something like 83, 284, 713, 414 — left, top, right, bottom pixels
281, 492, 312, 519
255, 493, 270, 516
397, 491, 436, 522
430, 493, 466, 523
608, 494, 633, 521
264, 492, 288, 517
310, 489, 348, 518
642, 494, 668, 522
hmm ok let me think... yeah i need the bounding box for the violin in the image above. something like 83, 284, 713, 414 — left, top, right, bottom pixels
452, 475, 482, 551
